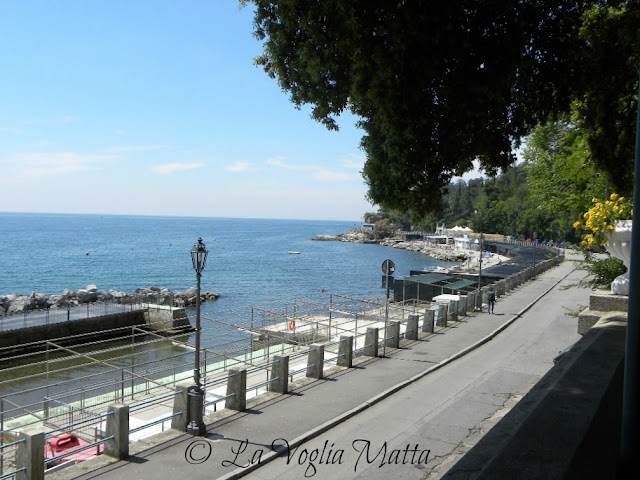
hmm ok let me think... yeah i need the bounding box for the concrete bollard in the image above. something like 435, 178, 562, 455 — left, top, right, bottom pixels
436, 304, 448, 327
105, 404, 129, 460
459, 295, 469, 316
422, 309, 434, 333
467, 292, 476, 313
337, 335, 353, 368
387, 321, 400, 349
171, 384, 190, 431
476, 289, 483, 311
406, 314, 419, 340
306, 344, 324, 379
226, 368, 247, 411
445, 300, 456, 322
17, 431, 44, 480
364, 327, 379, 357
497, 281, 505, 297
268, 355, 289, 394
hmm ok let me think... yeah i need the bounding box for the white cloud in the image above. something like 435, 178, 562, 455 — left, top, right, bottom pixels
266, 156, 288, 168
0, 127, 23, 135
14, 152, 116, 177
267, 156, 352, 182
226, 162, 253, 173
341, 154, 365, 170
151, 162, 205, 174
108, 145, 168, 153
313, 168, 350, 181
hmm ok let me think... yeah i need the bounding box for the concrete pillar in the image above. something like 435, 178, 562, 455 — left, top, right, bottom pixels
422, 309, 434, 333
105, 404, 129, 460
268, 355, 289, 394
171, 384, 190, 431
364, 327, 379, 357
17, 431, 44, 480
476, 289, 483, 311
436, 304, 448, 327
406, 314, 419, 340
449, 300, 459, 322
459, 295, 469, 316
337, 335, 353, 368
497, 281, 505, 297
467, 292, 476, 313
387, 321, 400, 349
226, 368, 247, 411
306, 344, 324, 379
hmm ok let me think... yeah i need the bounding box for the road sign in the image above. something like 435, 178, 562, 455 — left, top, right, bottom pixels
381, 259, 396, 275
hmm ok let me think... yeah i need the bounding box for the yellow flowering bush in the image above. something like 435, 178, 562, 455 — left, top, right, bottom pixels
573, 193, 633, 248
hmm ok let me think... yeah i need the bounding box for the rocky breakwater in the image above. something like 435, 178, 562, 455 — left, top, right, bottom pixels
312, 230, 379, 243
379, 239, 469, 262
0, 285, 220, 315
313, 230, 469, 262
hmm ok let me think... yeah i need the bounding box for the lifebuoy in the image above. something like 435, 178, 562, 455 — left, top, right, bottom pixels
289, 320, 295, 330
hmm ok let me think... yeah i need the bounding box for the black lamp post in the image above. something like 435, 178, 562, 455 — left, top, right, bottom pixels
476, 233, 484, 311
532, 232, 537, 279
187, 237, 208, 436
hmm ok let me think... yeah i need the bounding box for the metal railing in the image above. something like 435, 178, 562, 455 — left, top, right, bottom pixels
0, 301, 149, 332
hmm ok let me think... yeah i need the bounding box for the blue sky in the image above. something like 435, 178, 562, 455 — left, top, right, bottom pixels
0, 1, 373, 221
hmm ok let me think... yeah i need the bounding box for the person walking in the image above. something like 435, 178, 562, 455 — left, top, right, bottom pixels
487, 286, 496, 314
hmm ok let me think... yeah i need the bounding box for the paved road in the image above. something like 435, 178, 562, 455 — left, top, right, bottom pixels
57, 253, 590, 480
249, 257, 587, 480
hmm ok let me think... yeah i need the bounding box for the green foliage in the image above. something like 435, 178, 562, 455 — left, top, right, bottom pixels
243, 0, 638, 218
523, 114, 611, 234
371, 218, 394, 239
573, 4, 639, 196
570, 251, 628, 289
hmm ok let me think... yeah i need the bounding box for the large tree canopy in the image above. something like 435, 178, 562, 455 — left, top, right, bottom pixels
242, 0, 639, 217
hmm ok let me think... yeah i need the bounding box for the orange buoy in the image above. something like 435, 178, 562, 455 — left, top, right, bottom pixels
289, 320, 295, 330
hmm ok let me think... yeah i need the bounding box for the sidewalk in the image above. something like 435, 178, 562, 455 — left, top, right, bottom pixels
51, 258, 577, 480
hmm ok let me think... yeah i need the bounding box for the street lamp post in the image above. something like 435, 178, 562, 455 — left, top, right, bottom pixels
476, 233, 483, 311
187, 237, 208, 436
532, 232, 537, 279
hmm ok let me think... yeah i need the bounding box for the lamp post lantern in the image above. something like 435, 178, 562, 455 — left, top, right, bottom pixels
187, 237, 208, 436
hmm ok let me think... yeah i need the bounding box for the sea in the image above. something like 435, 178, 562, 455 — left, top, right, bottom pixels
0, 212, 456, 404
0, 212, 455, 314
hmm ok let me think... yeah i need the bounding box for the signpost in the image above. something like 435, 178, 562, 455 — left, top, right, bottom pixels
381, 260, 395, 357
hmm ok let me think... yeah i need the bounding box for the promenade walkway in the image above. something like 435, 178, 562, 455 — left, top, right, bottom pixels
49, 255, 585, 480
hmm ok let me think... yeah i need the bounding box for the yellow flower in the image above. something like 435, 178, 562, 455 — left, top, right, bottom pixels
573, 221, 582, 229
610, 193, 619, 201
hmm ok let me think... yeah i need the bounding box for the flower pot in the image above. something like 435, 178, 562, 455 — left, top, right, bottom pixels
607, 220, 632, 295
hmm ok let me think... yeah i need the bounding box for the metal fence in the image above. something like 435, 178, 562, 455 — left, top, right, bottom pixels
0, 301, 148, 332
0, 292, 447, 477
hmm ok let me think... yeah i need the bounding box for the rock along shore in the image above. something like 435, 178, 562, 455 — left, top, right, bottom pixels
0, 285, 220, 315
312, 231, 469, 262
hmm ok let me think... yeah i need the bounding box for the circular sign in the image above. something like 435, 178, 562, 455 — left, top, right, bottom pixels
381, 259, 396, 275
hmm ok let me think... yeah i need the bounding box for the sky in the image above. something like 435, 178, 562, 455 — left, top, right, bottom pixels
0, 1, 377, 221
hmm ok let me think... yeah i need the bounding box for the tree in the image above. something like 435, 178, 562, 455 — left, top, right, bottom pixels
242, 1, 637, 217
523, 114, 611, 235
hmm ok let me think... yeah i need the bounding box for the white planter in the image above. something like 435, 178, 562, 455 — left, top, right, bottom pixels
606, 220, 632, 295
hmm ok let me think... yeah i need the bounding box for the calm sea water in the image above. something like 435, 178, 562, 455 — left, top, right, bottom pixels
0, 213, 458, 402
0, 212, 454, 315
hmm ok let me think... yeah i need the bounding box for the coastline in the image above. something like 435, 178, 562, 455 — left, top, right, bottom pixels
312, 231, 510, 271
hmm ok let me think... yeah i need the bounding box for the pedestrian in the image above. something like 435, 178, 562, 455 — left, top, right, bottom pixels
487, 286, 496, 314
